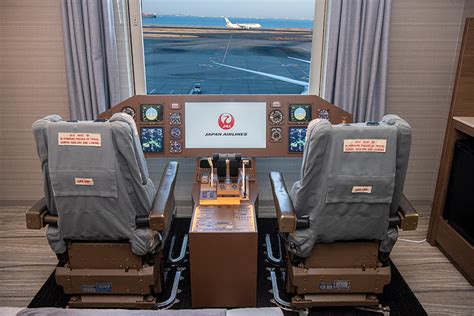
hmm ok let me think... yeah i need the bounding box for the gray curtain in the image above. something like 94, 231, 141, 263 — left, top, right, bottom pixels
61, 0, 120, 120
324, 0, 392, 122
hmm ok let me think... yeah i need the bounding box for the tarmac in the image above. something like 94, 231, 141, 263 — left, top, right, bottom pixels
143, 26, 312, 95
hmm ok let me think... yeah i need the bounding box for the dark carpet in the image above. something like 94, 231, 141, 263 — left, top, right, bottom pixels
28, 218, 426, 315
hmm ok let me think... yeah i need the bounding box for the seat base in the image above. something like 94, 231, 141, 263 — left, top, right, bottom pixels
56, 241, 163, 298
291, 293, 379, 308
288, 264, 391, 294
68, 294, 155, 309
56, 265, 160, 295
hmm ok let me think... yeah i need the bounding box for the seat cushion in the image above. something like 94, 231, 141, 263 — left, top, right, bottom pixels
32, 114, 157, 255
288, 115, 411, 257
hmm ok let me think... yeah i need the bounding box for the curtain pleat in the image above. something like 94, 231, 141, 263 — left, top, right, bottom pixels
324, 0, 392, 122
61, 0, 120, 120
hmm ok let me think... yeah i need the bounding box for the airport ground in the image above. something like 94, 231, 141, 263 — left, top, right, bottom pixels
142, 26, 312, 94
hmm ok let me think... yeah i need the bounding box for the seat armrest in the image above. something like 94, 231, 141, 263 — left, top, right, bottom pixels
269, 171, 297, 233
397, 194, 419, 231
26, 198, 58, 229
149, 161, 179, 231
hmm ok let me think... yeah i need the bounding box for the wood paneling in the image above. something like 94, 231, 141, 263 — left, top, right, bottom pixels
386, 0, 466, 201
427, 18, 474, 284
0, 0, 70, 203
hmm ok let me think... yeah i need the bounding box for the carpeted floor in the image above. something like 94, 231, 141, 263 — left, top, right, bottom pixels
28, 218, 426, 315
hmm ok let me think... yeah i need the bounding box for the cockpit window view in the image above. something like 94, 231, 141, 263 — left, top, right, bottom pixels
141, 0, 314, 94
2, 0, 474, 315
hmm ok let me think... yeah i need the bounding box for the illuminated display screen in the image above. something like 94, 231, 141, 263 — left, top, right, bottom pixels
289, 104, 311, 123
185, 102, 266, 149
140, 127, 164, 153
289, 127, 307, 153
140, 104, 163, 123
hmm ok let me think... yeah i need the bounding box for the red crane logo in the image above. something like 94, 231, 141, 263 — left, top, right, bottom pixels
218, 113, 235, 130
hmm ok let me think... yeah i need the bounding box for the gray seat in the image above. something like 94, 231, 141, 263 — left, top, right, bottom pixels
32, 113, 170, 256
284, 115, 411, 257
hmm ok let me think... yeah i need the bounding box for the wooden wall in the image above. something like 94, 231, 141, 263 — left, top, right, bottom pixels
0, 0, 471, 205
0, 0, 70, 205
386, 0, 466, 201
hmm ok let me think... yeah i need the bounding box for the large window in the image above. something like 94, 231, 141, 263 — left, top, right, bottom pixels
129, 0, 326, 95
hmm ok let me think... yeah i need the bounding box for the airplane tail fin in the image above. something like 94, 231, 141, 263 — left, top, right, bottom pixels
224, 17, 231, 25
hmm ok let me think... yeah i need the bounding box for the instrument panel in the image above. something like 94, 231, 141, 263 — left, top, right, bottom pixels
98, 95, 351, 157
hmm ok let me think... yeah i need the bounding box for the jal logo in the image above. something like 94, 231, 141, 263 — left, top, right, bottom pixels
218, 113, 235, 130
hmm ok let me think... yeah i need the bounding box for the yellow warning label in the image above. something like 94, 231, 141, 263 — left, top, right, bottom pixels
58, 133, 101, 147
343, 139, 386, 153
74, 178, 94, 186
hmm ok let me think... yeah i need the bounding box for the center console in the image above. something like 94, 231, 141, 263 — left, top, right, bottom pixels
189, 154, 258, 307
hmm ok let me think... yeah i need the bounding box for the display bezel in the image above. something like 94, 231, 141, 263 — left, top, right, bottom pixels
140, 126, 164, 153
140, 104, 163, 123
288, 126, 307, 153
289, 104, 312, 123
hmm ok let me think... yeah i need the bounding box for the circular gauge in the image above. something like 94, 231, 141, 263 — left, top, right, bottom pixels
294, 107, 307, 121
170, 127, 182, 140
145, 107, 158, 121
170, 112, 182, 125
270, 127, 283, 143
169, 141, 182, 154
269, 110, 283, 125
121, 106, 136, 118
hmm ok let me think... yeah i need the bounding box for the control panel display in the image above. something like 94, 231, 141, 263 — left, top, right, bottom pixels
140, 127, 164, 153
140, 104, 163, 123
169, 112, 182, 125
289, 104, 311, 123
288, 127, 307, 153
98, 95, 351, 157
170, 127, 182, 139
269, 110, 283, 125
185, 102, 266, 149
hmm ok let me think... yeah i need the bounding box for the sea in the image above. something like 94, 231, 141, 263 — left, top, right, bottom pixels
142, 15, 313, 29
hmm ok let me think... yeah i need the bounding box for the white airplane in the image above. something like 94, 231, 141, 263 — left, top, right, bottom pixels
211, 59, 309, 94
225, 17, 262, 29
211, 57, 310, 94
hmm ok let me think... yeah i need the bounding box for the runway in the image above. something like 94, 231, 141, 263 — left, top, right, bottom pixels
143, 26, 312, 94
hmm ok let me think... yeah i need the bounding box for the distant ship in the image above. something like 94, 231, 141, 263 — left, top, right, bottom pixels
142, 13, 157, 18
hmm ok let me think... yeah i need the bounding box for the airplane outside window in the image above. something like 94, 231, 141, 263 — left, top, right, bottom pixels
140, 0, 317, 95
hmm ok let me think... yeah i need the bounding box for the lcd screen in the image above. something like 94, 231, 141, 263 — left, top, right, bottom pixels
185, 102, 266, 148
289, 104, 311, 123
140, 104, 163, 123
140, 127, 164, 153
288, 127, 307, 153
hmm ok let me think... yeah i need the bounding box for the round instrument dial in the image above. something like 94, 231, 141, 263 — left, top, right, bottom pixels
145, 107, 158, 121
294, 107, 307, 121
270, 127, 283, 143
170, 127, 182, 140
169, 141, 182, 154
170, 112, 182, 125
121, 106, 136, 118
269, 110, 283, 125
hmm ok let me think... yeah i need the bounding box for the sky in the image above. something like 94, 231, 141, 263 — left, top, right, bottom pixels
142, 0, 315, 20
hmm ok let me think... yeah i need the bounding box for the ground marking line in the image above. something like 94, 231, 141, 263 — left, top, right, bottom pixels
222, 34, 233, 63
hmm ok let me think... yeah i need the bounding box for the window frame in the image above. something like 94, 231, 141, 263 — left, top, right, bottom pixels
127, 0, 327, 96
